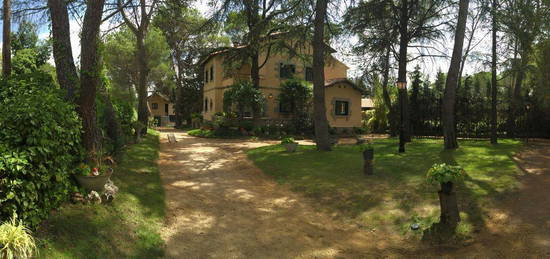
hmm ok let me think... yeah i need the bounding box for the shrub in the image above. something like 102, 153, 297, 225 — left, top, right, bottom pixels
426, 163, 466, 184
281, 137, 296, 144
0, 215, 37, 259
223, 81, 265, 118
0, 72, 82, 226
188, 129, 215, 138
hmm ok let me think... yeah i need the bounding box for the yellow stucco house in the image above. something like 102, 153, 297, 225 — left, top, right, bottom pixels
201, 45, 364, 129
147, 92, 175, 126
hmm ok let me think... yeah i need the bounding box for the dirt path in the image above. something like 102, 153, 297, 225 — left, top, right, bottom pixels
448, 140, 550, 257
158, 129, 550, 258
157, 129, 411, 258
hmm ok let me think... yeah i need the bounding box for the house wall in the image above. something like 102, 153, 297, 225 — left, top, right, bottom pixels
325, 83, 362, 128
148, 95, 175, 117
202, 50, 360, 128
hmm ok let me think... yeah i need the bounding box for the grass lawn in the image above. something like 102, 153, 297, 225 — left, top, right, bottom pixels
36, 130, 165, 258
247, 138, 522, 238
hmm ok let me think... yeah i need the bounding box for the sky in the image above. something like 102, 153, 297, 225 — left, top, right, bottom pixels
1, 0, 493, 83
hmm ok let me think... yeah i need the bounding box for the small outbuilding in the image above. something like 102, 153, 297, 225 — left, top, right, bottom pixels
147, 92, 175, 126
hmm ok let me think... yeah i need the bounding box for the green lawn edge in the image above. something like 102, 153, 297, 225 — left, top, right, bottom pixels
37, 130, 165, 259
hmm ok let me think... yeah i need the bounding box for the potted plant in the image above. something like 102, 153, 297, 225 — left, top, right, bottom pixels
426, 163, 466, 229
74, 155, 114, 192
281, 137, 298, 152
359, 142, 374, 175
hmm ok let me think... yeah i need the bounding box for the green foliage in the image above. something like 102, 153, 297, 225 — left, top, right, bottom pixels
11, 20, 51, 68
188, 129, 216, 138
426, 163, 466, 184
12, 49, 39, 75
0, 72, 82, 226
278, 79, 313, 133
358, 142, 374, 152
0, 214, 37, 259
103, 26, 174, 101
223, 81, 265, 117
37, 131, 165, 258
281, 137, 296, 144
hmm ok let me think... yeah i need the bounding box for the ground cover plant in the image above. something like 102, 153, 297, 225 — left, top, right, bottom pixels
247, 138, 522, 239
36, 130, 165, 258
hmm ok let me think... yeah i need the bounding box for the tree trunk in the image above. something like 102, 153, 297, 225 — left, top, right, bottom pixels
381, 47, 398, 136
507, 57, 526, 138
48, 0, 79, 101
2, 0, 11, 77
251, 50, 260, 88
442, 0, 469, 150
439, 181, 460, 227
490, 0, 498, 144
136, 33, 149, 135
312, 0, 331, 151
79, 0, 105, 157
397, 0, 409, 152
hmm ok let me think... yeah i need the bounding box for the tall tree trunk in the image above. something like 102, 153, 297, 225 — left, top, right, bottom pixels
2, 0, 11, 77
48, 0, 79, 101
250, 50, 260, 88
79, 0, 105, 157
136, 33, 149, 135
442, 0, 470, 150
490, 0, 498, 144
312, 0, 331, 151
381, 46, 398, 136
397, 0, 409, 152
507, 57, 526, 138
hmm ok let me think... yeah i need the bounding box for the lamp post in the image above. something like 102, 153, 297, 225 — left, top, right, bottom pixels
397, 81, 407, 153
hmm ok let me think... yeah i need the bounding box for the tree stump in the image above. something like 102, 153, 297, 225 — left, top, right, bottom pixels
438, 181, 460, 227
363, 149, 374, 175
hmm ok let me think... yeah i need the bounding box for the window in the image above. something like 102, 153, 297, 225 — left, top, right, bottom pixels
210, 99, 213, 110
205, 70, 209, 83
152, 103, 159, 110
210, 66, 214, 81
279, 63, 296, 79
335, 100, 349, 116
279, 100, 293, 113
305, 67, 314, 82
165, 104, 169, 114
204, 98, 208, 112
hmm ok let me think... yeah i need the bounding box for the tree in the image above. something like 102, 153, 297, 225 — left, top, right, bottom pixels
490, 0, 498, 144
3, 0, 12, 77
344, 0, 448, 151
211, 0, 306, 90
500, 0, 545, 137
79, 0, 106, 156
48, 0, 106, 157
223, 81, 265, 119
48, 0, 79, 101
442, 0, 470, 150
103, 26, 174, 107
154, 3, 228, 127
11, 20, 52, 69
117, 0, 161, 135
311, 0, 331, 151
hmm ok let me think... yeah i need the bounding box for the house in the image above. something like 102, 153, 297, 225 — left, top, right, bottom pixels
361, 98, 375, 111
147, 92, 175, 126
201, 45, 364, 130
